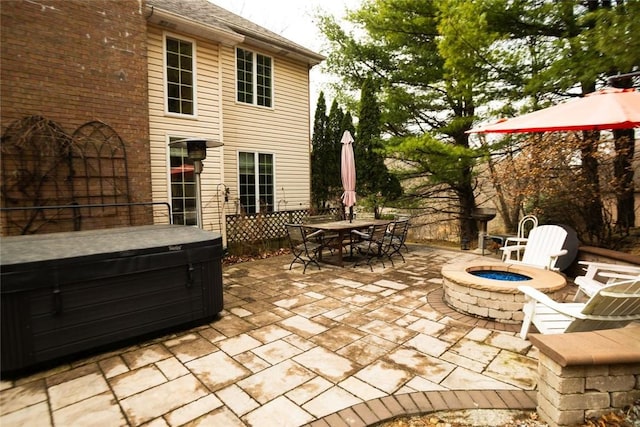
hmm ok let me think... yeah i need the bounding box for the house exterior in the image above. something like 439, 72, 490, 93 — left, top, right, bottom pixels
146, 0, 324, 239
1, 0, 323, 239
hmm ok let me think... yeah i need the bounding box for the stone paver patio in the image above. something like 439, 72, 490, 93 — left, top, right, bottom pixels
0, 245, 576, 426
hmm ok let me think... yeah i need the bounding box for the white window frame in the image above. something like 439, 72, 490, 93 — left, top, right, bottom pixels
163, 32, 198, 118
167, 136, 198, 226
237, 151, 276, 214
235, 47, 273, 108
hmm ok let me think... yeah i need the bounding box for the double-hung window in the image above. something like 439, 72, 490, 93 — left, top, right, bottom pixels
236, 47, 272, 107
165, 36, 195, 115
239, 152, 274, 214
169, 137, 197, 226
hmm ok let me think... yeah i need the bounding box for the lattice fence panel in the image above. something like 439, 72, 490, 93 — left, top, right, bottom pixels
226, 208, 340, 243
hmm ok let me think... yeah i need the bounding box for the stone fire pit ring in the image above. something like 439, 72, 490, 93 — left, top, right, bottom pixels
441, 261, 567, 324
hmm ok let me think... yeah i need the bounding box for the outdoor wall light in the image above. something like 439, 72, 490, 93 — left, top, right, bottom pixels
168, 138, 223, 228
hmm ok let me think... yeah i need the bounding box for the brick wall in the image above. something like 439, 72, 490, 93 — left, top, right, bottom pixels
0, 0, 152, 232
536, 353, 640, 427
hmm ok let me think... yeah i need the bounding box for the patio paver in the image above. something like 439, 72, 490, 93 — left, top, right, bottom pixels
0, 245, 574, 426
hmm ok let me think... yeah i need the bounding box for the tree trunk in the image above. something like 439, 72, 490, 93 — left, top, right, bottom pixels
579, 75, 605, 243
612, 128, 635, 231
486, 152, 519, 234
611, 76, 636, 231
580, 131, 605, 242
458, 165, 478, 247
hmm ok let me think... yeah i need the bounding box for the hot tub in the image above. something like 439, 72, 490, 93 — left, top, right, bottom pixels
1, 225, 223, 375
441, 261, 566, 323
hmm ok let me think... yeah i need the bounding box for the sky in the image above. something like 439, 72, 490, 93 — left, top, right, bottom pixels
209, 0, 362, 103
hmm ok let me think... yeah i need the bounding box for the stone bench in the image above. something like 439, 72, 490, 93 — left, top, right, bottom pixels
528, 323, 640, 427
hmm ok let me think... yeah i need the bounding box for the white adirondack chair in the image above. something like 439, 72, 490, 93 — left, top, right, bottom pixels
501, 224, 568, 271
573, 261, 640, 301
518, 281, 640, 339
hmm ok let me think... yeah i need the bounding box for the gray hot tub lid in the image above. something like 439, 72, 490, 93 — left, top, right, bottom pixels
0, 225, 222, 267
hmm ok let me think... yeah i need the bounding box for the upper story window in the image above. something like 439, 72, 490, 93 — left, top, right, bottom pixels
236, 48, 272, 108
165, 36, 195, 116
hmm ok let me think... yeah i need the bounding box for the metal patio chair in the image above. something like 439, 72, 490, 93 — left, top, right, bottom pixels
285, 224, 324, 273
351, 223, 389, 271
501, 214, 538, 261
382, 219, 409, 266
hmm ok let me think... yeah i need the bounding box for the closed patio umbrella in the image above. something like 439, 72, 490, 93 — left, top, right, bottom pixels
468, 88, 640, 134
340, 130, 356, 222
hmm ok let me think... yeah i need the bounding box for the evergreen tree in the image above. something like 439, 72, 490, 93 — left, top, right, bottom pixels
311, 92, 328, 210
319, 1, 494, 237
319, 0, 638, 245
356, 77, 401, 218
341, 111, 355, 139
489, 1, 639, 238
312, 92, 365, 213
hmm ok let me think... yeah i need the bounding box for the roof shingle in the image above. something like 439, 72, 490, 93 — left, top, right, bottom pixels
147, 0, 325, 65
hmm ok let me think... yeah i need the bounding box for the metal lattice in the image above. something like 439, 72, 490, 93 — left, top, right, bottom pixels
1, 116, 74, 234
70, 121, 132, 230
1, 116, 134, 235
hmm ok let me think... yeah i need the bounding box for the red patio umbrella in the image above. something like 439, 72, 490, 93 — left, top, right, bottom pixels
468, 88, 640, 134
340, 130, 356, 222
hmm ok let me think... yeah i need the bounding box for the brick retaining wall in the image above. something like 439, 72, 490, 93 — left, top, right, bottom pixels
529, 324, 640, 427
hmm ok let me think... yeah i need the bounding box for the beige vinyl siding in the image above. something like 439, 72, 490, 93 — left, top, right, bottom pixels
147, 25, 225, 232
147, 24, 314, 236
220, 44, 312, 212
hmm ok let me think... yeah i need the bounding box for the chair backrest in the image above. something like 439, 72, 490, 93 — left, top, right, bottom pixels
566, 281, 640, 333
520, 224, 567, 269
370, 223, 388, 243
285, 224, 305, 245
517, 215, 538, 239
362, 223, 387, 250
391, 219, 409, 241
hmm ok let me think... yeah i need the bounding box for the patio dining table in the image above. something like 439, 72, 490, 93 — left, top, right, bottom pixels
305, 219, 391, 267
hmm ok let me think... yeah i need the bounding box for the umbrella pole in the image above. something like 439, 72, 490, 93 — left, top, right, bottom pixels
349, 206, 353, 223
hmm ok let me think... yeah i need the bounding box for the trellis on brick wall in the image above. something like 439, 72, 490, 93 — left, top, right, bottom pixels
0, 115, 135, 235
225, 208, 341, 243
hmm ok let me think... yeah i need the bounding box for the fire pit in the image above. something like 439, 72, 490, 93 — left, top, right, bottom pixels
441, 261, 566, 323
